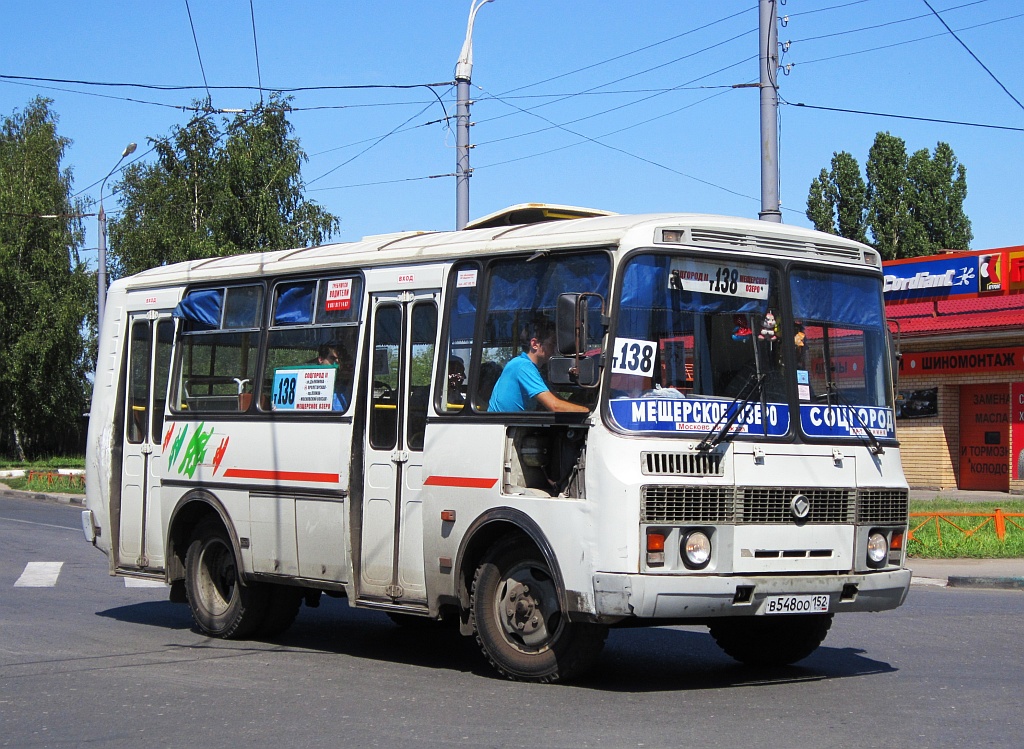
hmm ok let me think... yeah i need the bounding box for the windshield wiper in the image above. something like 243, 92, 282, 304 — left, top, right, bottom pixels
824, 380, 885, 455
695, 372, 766, 452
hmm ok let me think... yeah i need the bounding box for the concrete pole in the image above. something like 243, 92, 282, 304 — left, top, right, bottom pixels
758, 0, 782, 222
97, 201, 107, 330
456, 77, 472, 230
98, 142, 137, 331
455, 0, 493, 230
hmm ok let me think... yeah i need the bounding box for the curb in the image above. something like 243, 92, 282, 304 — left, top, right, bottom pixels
947, 575, 1024, 590
912, 574, 1024, 591
0, 486, 84, 506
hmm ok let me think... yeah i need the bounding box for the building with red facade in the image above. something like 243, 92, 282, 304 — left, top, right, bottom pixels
884, 246, 1024, 493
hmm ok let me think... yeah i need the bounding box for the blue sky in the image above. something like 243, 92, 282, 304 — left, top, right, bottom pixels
3, 1, 1022, 262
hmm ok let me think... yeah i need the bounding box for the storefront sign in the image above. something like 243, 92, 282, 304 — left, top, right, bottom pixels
959, 384, 1010, 491
900, 346, 1024, 376
1013, 382, 1024, 480
884, 248, 1022, 302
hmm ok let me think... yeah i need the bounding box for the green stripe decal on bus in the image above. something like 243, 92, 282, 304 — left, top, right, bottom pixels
424, 476, 498, 489
222, 468, 339, 483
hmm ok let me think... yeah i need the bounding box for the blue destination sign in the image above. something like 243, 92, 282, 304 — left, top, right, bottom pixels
610, 397, 790, 436
800, 404, 895, 440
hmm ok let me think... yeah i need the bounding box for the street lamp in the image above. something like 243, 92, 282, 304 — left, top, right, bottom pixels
97, 142, 137, 330
455, 0, 494, 230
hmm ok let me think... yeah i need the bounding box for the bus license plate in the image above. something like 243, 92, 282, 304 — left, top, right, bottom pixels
763, 594, 830, 615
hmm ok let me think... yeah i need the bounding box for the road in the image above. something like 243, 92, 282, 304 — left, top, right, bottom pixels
2, 495, 1022, 749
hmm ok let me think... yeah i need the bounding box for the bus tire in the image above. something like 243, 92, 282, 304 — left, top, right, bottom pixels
709, 613, 833, 667
470, 538, 607, 683
258, 585, 304, 638
184, 519, 268, 639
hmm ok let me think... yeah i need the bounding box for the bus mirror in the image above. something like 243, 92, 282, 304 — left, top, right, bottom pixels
556, 294, 582, 356
548, 355, 600, 387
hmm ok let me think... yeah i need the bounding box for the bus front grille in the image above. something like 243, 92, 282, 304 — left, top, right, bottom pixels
641, 486, 735, 523
739, 487, 855, 523
641, 451, 724, 477
857, 488, 909, 524
641, 486, 908, 525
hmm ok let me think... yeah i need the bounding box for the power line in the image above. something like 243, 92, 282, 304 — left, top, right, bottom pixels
249, 0, 264, 105
183, 0, 212, 104
496, 4, 756, 97
784, 99, 1024, 132
787, 0, 994, 45
0, 73, 452, 93
789, 12, 1024, 69
921, 0, 1024, 113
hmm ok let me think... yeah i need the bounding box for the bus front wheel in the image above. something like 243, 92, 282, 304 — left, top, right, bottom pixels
184, 519, 268, 639
471, 538, 607, 683
709, 613, 833, 667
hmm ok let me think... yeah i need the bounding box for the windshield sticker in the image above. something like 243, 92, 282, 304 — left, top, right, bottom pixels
610, 397, 790, 436
668, 258, 770, 300
324, 279, 352, 311
456, 269, 478, 288
800, 404, 895, 439
610, 337, 657, 377
272, 366, 338, 411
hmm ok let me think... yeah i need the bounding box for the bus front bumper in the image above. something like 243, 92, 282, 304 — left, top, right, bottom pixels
591, 567, 911, 621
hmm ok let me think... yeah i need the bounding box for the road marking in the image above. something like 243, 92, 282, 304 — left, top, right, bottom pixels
14, 562, 63, 587
125, 578, 166, 588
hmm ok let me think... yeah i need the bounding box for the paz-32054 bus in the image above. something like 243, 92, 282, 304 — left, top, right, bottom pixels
83, 204, 910, 682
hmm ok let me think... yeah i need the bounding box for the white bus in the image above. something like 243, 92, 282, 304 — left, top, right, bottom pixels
84, 204, 910, 682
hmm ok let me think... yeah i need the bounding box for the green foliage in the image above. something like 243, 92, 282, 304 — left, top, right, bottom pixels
110, 95, 340, 278
805, 152, 868, 244
0, 98, 93, 460
907, 501, 1024, 559
807, 132, 973, 259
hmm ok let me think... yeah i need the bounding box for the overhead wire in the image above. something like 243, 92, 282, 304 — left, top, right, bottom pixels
921, 0, 1024, 113
183, 0, 212, 105
249, 0, 264, 105
783, 99, 1024, 132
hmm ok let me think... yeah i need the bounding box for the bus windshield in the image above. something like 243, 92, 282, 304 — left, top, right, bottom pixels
608, 253, 893, 441
609, 253, 786, 436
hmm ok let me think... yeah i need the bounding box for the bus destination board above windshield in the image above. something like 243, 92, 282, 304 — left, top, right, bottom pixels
668, 258, 770, 300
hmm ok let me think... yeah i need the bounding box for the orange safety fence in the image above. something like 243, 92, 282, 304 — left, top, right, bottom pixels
26, 470, 85, 491
908, 509, 1024, 545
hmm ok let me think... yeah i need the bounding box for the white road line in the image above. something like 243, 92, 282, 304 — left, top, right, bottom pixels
124, 578, 166, 588
14, 561, 64, 587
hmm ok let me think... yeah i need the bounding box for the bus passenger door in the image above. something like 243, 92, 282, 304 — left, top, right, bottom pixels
118, 313, 174, 571
360, 291, 438, 605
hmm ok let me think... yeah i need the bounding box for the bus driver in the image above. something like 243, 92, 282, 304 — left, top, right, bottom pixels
488, 316, 589, 413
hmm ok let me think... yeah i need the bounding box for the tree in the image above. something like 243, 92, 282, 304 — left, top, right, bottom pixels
907, 141, 972, 253
110, 95, 339, 279
0, 98, 94, 459
805, 151, 868, 244
806, 131, 972, 259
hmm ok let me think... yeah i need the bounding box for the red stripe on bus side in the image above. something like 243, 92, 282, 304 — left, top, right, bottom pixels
423, 475, 498, 489
222, 468, 339, 484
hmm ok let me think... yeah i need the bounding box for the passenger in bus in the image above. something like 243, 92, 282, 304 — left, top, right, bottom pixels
318, 344, 353, 411
488, 316, 589, 413
447, 356, 467, 406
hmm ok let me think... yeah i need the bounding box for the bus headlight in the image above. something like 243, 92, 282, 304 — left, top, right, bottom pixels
682, 530, 711, 569
866, 531, 888, 567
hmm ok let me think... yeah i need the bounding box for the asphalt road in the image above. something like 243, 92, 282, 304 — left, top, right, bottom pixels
2, 495, 1022, 749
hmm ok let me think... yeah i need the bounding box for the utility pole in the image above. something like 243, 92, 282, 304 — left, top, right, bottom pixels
98, 142, 137, 330
758, 0, 782, 222
455, 0, 494, 230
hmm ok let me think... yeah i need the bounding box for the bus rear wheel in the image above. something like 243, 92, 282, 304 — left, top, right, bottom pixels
709, 613, 833, 667
471, 538, 607, 683
184, 519, 268, 639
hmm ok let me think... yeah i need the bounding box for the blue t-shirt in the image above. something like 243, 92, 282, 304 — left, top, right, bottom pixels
488, 353, 549, 411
